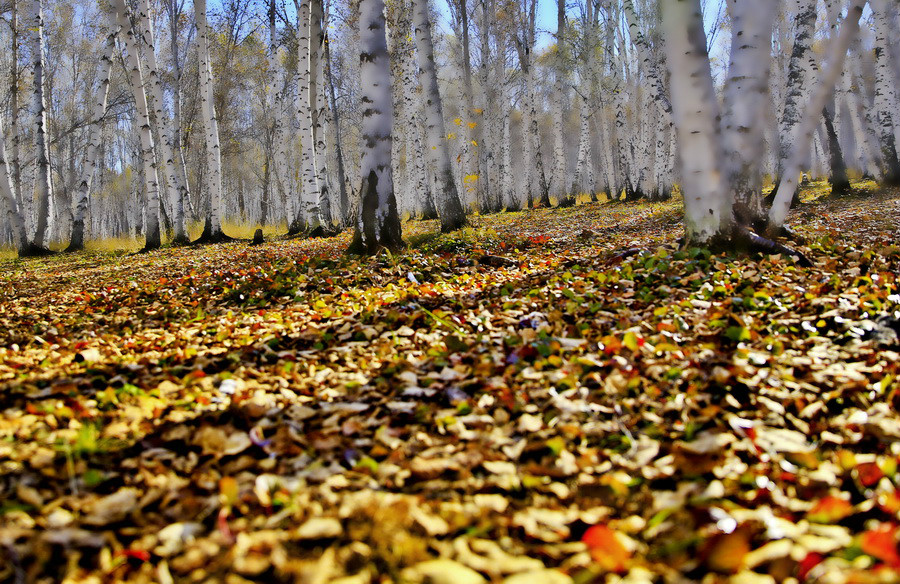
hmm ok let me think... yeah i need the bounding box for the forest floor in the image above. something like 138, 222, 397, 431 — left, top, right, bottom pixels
2, 181, 900, 584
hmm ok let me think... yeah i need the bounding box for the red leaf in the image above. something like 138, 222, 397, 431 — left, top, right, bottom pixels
582, 524, 631, 573
797, 552, 824, 580
861, 524, 900, 568
116, 549, 150, 562
856, 462, 885, 488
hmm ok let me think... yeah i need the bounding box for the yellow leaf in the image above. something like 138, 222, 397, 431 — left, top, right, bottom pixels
453, 117, 463, 126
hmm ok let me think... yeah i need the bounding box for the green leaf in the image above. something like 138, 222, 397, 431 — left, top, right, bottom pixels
725, 326, 751, 342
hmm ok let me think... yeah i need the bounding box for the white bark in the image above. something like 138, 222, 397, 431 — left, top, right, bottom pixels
68, 22, 118, 250
29, 0, 52, 249
769, 0, 865, 228
412, 0, 467, 231
871, 0, 900, 182
575, 94, 592, 196
291, 0, 323, 231
551, 0, 569, 201
661, 0, 732, 243
352, 0, 402, 252
194, 0, 225, 238
135, 0, 188, 242
777, 0, 817, 179
110, 0, 162, 249
623, 0, 672, 119
310, 0, 334, 226
722, 0, 777, 222
0, 113, 27, 251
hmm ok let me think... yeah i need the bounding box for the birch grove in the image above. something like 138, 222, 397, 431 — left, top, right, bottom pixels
0, 0, 898, 257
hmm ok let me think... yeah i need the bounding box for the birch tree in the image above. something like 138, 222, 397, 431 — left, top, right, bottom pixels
412, 0, 468, 232
774, 0, 817, 195
661, 0, 732, 244
29, 0, 53, 251
348, 0, 403, 254
769, 0, 866, 230
871, 0, 900, 183
552, 0, 573, 207
0, 113, 29, 254
66, 22, 119, 252
110, 0, 163, 251
722, 0, 777, 227
288, 0, 327, 235
194, 0, 229, 242
134, 0, 190, 244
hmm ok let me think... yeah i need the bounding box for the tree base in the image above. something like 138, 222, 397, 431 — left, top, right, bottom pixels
346, 229, 405, 256
192, 221, 235, 245
288, 224, 341, 240
557, 194, 577, 208
440, 216, 467, 234
708, 225, 812, 267
170, 233, 191, 247
19, 244, 55, 258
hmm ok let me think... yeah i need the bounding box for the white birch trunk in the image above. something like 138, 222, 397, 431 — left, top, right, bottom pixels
777, 0, 817, 180
661, 0, 732, 243
871, 0, 900, 182
501, 109, 516, 210
551, 0, 569, 203
310, 0, 334, 227
412, 0, 467, 232
135, 0, 188, 243
0, 113, 28, 251
110, 0, 162, 250
575, 95, 592, 197
350, 0, 403, 253
67, 23, 118, 251
194, 0, 225, 239
291, 0, 323, 232
722, 0, 777, 224
769, 0, 865, 228
29, 0, 52, 249
623, 0, 672, 119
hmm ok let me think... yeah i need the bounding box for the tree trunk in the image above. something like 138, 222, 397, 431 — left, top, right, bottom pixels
194, 0, 227, 242
323, 26, 350, 226
871, 0, 900, 184
29, 0, 52, 250
290, 0, 325, 234
722, 0, 776, 228
309, 0, 335, 232
135, 0, 189, 244
553, 0, 573, 207
348, 0, 403, 254
0, 113, 28, 253
769, 0, 865, 230
110, 0, 162, 251
775, 0, 817, 190
661, 0, 732, 244
67, 23, 118, 252
823, 104, 851, 195
412, 0, 467, 232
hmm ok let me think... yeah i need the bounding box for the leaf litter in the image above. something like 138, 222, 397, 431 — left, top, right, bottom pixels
1, 186, 900, 583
